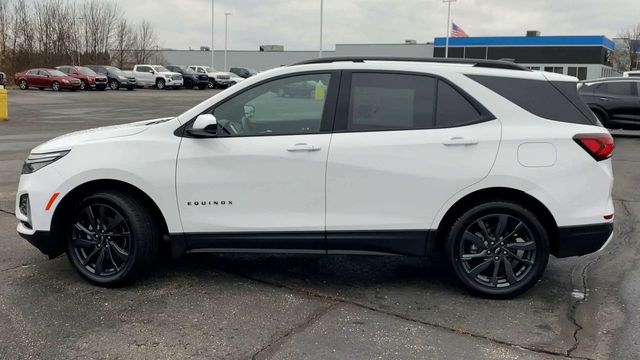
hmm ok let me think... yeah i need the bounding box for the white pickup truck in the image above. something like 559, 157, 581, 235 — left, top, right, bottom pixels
131, 64, 183, 89
188, 65, 238, 89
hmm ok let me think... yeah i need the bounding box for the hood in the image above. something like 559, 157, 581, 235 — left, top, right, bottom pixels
32, 117, 174, 153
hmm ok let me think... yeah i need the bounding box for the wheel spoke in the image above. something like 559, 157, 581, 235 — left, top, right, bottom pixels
98, 205, 106, 228
505, 249, 534, 266
94, 249, 106, 275
506, 241, 536, 251
107, 213, 124, 231
72, 237, 97, 248
490, 260, 500, 286
80, 248, 100, 266
461, 250, 487, 261
503, 257, 518, 285
109, 241, 129, 261
469, 259, 493, 278
85, 206, 97, 230
463, 231, 486, 249
502, 221, 524, 241
477, 220, 490, 238
495, 215, 508, 237
106, 247, 120, 272
74, 223, 94, 236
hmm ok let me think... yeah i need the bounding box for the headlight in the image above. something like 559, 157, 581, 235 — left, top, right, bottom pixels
118, 75, 127, 80
164, 74, 172, 79
22, 150, 70, 174
62, 79, 69, 83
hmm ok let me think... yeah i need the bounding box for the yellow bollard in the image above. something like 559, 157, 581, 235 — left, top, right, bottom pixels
0, 87, 7, 121
314, 80, 327, 101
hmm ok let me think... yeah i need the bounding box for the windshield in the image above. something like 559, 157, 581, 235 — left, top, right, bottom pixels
78, 67, 96, 75
203, 66, 218, 73
182, 67, 197, 74
104, 66, 126, 76
153, 66, 170, 73
48, 70, 66, 77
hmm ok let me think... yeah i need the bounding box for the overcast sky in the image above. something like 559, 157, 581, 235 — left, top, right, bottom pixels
111, 0, 638, 50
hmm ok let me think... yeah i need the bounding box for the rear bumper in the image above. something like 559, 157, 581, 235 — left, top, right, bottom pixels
554, 223, 614, 258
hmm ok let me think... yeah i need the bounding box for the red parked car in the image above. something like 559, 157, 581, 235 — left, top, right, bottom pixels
15, 68, 81, 91
56, 65, 108, 90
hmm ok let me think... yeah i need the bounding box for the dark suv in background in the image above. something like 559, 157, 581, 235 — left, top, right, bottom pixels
166, 65, 209, 89
229, 67, 258, 79
85, 65, 137, 91
578, 78, 640, 129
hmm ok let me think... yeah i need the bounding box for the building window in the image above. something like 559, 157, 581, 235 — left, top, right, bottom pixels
544, 66, 564, 74
568, 67, 588, 80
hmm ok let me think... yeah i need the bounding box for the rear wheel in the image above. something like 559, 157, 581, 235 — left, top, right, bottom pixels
109, 79, 120, 90
65, 191, 159, 287
51, 81, 61, 91
19, 79, 28, 90
446, 201, 549, 299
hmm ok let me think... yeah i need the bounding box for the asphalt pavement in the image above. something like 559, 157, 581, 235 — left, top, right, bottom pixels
0, 88, 639, 359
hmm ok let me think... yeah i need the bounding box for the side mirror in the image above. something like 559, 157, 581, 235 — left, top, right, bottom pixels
186, 114, 217, 138
148, 69, 155, 74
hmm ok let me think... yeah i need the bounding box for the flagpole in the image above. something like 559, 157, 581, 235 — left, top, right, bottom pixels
443, 0, 456, 58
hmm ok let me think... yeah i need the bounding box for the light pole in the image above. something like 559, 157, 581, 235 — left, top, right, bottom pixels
224, 12, 232, 71
319, 0, 324, 57
211, 0, 215, 69
443, 0, 456, 58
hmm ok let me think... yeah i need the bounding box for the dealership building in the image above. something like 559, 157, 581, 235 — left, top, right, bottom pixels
152, 33, 617, 80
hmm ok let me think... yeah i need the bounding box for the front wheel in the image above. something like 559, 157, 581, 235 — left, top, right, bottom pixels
156, 78, 166, 90
19, 79, 28, 90
109, 79, 120, 90
79, 80, 86, 90
207, 79, 216, 89
446, 201, 549, 299
65, 191, 159, 287
51, 81, 61, 91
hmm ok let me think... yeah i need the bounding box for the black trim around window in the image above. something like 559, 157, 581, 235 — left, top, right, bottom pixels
175, 70, 342, 139
332, 70, 495, 133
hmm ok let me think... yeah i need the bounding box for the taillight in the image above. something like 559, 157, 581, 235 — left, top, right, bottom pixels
573, 133, 615, 161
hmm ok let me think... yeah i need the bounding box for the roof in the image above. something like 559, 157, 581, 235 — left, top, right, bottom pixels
434, 35, 615, 50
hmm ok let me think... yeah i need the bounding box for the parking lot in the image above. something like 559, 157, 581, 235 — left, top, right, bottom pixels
1, 89, 639, 359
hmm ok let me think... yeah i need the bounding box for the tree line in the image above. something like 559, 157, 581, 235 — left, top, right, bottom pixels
0, 0, 162, 75
612, 24, 640, 73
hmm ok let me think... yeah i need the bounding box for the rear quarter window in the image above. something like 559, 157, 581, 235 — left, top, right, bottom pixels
467, 75, 596, 125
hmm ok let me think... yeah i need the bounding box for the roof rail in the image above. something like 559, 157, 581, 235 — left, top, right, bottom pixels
292, 57, 530, 71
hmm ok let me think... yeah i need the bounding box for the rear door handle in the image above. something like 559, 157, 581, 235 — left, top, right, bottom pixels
443, 137, 479, 146
287, 143, 321, 152
599, 97, 609, 101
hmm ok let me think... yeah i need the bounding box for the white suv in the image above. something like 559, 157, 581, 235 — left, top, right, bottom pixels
131, 64, 183, 89
15, 57, 615, 298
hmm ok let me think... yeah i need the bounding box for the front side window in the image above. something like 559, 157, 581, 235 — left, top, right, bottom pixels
211, 73, 331, 137
27, 69, 38, 75
347, 73, 436, 131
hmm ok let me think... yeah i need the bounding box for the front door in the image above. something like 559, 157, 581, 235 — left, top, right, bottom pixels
176, 72, 338, 251
596, 81, 640, 123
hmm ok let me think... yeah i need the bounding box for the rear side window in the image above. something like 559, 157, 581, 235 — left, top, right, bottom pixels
600, 82, 635, 96
467, 75, 596, 125
347, 73, 436, 131
436, 81, 481, 128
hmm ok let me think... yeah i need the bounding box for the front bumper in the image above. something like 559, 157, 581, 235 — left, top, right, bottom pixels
554, 223, 614, 258
17, 223, 59, 258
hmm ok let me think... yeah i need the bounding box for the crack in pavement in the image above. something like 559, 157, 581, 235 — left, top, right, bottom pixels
219, 269, 585, 360
566, 200, 637, 357
0, 208, 15, 216
251, 303, 340, 360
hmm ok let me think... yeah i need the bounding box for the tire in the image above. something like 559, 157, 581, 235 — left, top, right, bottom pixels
445, 201, 549, 299
593, 111, 610, 129
65, 191, 159, 287
109, 79, 120, 90
79, 80, 86, 90
207, 79, 216, 89
156, 78, 165, 89
19, 79, 28, 90
184, 79, 194, 89
197, 83, 207, 90
52, 81, 61, 91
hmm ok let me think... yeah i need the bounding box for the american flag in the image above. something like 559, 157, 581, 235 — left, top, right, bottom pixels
451, 23, 469, 38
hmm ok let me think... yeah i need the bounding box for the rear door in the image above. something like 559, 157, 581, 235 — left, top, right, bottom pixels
325, 72, 501, 255
595, 81, 640, 122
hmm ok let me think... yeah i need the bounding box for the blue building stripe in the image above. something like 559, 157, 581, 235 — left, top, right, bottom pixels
434, 36, 615, 50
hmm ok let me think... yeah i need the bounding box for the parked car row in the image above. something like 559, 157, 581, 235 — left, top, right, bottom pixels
12, 63, 256, 92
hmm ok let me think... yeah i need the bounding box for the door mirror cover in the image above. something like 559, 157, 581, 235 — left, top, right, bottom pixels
187, 114, 218, 137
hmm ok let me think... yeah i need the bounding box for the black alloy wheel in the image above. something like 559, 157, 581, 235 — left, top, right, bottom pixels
447, 201, 549, 298
66, 191, 159, 287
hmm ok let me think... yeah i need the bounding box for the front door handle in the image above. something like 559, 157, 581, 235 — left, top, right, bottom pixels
599, 97, 609, 101
287, 143, 321, 152
443, 137, 479, 146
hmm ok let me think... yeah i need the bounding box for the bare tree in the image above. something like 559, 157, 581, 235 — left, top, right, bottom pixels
112, 18, 136, 68
614, 24, 640, 72
133, 20, 159, 64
